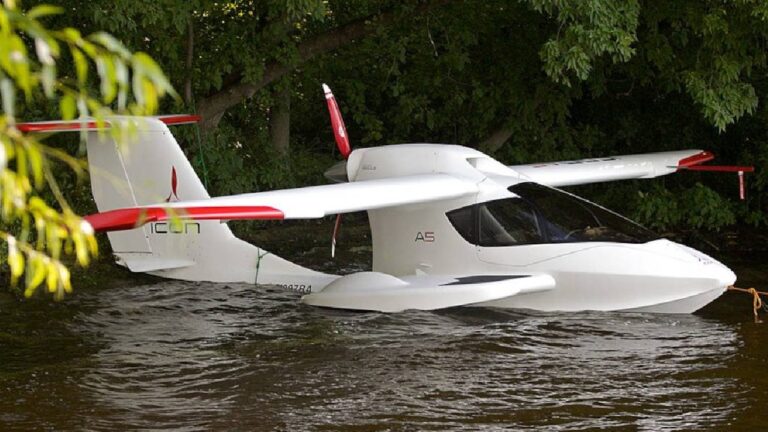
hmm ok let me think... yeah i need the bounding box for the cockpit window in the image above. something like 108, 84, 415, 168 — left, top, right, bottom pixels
446, 182, 657, 246
446, 205, 477, 244
478, 198, 542, 246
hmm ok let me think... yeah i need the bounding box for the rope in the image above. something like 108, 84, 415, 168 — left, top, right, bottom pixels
187, 97, 210, 190
254, 248, 269, 285
194, 121, 210, 189
727, 285, 768, 321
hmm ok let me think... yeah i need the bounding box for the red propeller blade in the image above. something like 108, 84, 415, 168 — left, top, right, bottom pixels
323, 83, 351, 159
322, 84, 352, 258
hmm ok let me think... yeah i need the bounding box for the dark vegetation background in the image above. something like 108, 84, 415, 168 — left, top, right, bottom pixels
15, 0, 768, 257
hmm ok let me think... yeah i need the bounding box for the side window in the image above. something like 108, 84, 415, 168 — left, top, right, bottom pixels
446, 205, 477, 244
478, 199, 543, 246
447, 183, 658, 247
509, 182, 657, 243
527, 192, 599, 242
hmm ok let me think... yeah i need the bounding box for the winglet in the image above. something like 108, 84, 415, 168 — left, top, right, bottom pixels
674, 151, 756, 200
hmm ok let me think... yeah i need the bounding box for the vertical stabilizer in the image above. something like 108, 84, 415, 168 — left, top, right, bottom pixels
85, 117, 333, 287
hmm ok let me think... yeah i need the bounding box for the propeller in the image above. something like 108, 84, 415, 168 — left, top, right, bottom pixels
323, 83, 351, 258
323, 84, 351, 158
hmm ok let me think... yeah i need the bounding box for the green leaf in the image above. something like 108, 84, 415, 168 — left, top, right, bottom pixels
89, 32, 131, 58
59, 93, 76, 120
26, 4, 63, 19
41, 63, 55, 97
0, 76, 15, 118
71, 46, 87, 85
95, 56, 117, 103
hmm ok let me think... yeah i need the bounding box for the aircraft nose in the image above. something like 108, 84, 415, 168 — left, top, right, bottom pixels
683, 246, 736, 287
646, 239, 737, 287
711, 260, 737, 287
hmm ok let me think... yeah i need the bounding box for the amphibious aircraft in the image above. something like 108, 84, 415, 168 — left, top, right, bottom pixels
18, 85, 754, 313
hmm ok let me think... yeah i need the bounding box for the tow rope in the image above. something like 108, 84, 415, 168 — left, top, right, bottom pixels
727, 285, 768, 322
254, 249, 270, 285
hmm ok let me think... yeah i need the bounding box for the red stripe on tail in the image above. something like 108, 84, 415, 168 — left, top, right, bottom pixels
17, 121, 106, 133
17, 115, 200, 133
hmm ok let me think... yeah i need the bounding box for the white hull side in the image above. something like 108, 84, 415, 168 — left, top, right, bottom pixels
622, 286, 727, 313
475, 281, 728, 314
141, 232, 338, 290
473, 240, 735, 314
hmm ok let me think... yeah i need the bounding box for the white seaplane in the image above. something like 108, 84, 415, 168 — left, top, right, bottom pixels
19, 85, 753, 313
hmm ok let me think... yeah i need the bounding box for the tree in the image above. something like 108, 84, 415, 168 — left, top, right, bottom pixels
0, 1, 173, 298
19, 0, 768, 231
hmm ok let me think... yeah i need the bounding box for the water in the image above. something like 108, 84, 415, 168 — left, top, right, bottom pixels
0, 258, 766, 431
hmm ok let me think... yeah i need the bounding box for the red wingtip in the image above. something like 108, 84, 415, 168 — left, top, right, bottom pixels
677, 151, 715, 169
677, 151, 755, 173
674, 150, 756, 200
323, 84, 351, 159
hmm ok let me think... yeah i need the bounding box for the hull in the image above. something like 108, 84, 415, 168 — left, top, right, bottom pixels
475, 282, 728, 314
623, 286, 727, 313
472, 240, 735, 314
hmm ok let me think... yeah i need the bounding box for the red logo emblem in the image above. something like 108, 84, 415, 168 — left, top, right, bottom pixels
165, 167, 179, 202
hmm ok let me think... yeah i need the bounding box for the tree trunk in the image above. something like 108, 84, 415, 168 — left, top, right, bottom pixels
269, 83, 291, 155
479, 124, 515, 154
184, 19, 194, 106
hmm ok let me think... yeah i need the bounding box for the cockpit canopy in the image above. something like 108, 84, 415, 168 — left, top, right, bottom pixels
447, 182, 657, 246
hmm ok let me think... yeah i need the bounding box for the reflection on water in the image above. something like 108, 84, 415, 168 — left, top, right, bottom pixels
1, 272, 766, 431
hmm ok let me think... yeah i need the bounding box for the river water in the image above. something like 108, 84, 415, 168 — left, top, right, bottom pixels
0, 254, 766, 431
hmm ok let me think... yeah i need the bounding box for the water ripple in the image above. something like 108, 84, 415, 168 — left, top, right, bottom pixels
0, 279, 763, 431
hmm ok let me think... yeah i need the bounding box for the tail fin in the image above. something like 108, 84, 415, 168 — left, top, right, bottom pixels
86, 117, 209, 266
84, 117, 332, 286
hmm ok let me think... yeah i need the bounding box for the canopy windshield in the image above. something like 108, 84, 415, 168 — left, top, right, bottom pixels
447, 182, 657, 247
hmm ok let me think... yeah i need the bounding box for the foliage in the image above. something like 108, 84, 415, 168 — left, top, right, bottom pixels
634, 183, 735, 231
16, 0, 768, 237
531, 0, 640, 86
0, 1, 172, 298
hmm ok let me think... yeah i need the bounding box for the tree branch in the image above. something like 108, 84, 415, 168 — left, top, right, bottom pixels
197, 0, 453, 131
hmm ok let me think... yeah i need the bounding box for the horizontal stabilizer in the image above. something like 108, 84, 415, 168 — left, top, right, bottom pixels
114, 253, 195, 273
16, 115, 201, 133
302, 272, 556, 312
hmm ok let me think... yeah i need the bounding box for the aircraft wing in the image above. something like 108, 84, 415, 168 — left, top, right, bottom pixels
509, 150, 713, 187
84, 173, 478, 232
